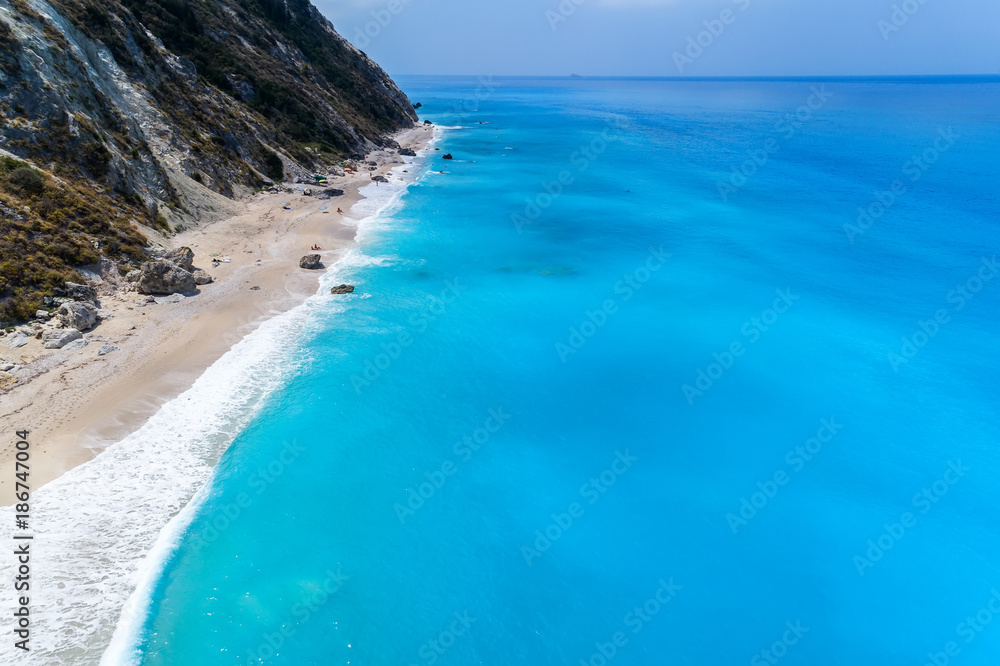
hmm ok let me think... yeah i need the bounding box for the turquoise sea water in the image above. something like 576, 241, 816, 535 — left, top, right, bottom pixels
126, 78, 1000, 665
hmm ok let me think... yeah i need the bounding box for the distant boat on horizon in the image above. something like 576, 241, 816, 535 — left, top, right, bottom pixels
570, 73, 583, 78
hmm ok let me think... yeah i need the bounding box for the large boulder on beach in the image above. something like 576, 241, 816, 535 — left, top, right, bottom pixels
191, 269, 213, 285
330, 284, 355, 294
99, 258, 126, 289
163, 247, 195, 271
42, 328, 82, 349
399, 148, 416, 157
57, 301, 99, 331
59, 281, 97, 303
299, 254, 322, 270
3, 332, 29, 349
136, 261, 197, 295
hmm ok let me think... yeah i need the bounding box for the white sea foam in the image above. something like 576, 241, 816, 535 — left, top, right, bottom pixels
0, 305, 308, 666
0, 137, 436, 666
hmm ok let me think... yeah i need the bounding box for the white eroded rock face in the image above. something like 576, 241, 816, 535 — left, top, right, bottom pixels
0, 0, 418, 229
42, 327, 82, 349
57, 302, 99, 331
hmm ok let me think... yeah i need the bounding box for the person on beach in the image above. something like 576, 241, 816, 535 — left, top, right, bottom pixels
337, 208, 344, 214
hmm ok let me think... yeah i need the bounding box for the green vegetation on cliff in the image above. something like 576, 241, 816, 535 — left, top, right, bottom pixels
0, 156, 147, 322
0, 0, 415, 324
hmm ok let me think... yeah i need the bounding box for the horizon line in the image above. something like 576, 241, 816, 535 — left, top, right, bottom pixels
391, 74, 1000, 82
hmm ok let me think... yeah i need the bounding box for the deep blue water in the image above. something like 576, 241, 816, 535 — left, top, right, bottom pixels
129, 77, 1000, 665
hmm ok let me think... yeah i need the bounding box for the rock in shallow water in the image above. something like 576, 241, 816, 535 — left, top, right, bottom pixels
330, 284, 355, 294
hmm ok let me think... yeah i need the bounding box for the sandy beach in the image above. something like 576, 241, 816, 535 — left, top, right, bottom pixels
0, 124, 433, 506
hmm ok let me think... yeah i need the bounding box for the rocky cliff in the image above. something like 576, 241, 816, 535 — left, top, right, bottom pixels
0, 0, 416, 322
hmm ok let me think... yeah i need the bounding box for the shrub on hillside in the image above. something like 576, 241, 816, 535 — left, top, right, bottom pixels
7, 167, 44, 195
264, 148, 284, 182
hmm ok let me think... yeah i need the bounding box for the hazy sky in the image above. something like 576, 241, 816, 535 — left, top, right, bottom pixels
313, 0, 1000, 77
